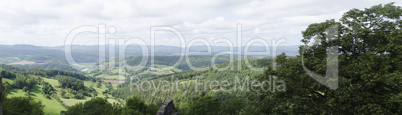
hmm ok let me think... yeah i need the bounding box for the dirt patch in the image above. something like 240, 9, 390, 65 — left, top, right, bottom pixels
103, 80, 124, 85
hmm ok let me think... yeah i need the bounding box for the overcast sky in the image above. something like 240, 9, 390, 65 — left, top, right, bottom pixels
0, 0, 400, 47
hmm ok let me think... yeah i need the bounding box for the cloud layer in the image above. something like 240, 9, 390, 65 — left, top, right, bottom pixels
0, 0, 399, 46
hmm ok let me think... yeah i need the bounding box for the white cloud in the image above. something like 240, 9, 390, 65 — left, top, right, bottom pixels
0, 0, 400, 46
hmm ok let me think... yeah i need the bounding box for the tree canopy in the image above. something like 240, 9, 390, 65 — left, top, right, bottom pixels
258, 3, 401, 114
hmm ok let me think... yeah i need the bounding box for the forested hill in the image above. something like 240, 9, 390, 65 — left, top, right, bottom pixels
111, 58, 275, 114
1, 3, 401, 115
0, 44, 101, 64
0, 44, 66, 64
125, 55, 234, 70
0, 44, 297, 72
0, 64, 89, 80
0, 44, 97, 72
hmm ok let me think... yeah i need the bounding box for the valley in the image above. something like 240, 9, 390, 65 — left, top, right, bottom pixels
1, 3, 401, 114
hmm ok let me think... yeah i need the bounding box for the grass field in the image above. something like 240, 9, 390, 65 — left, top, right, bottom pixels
83, 81, 109, 98
7, 85, 67, 115
107, 99, 120, 104
2, 78, 14, 84
43, 77, 60, 87
29, 85, 67, 115
61, 98, 89, 106
6, 88, 25, 97
96, 74, 122, 80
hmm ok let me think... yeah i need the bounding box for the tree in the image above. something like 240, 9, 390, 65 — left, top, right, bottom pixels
258, 3, 402, 114
96, 81, 101, 88
23, 86, 29, 92
41, 82, 55, 96
123, 96, 147, 114
0, 70, 16, 79
13, 74, 35, 89
188, 96, 221, 115
65, 102, 84, 115
56, 76, 84, 91
220, 98, 244, 115
111, 102, 123, 115
3, 97, 44, 115
91, 91, 98, 97
66, 97, 114, 115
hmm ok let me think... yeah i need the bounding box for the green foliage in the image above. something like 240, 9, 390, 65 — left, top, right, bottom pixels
45, 69, 87, 80
96, 81, 101, 88
1, 64, 89, 81
41, 82, 55, 97
13, 74, 38, 89
111, 58, 271, 114
188, 96, 221, 115
56, 76, 84, 91
125, 55, 231, 70
65, 102, 84, 115
2, 3, 400, 114
220, 98, 244, 115
111, 102, 123, 115
122, 96, 158, 115
16, 62, 79, 72
256, 3, 402, 114
23, 86, 29, 92
0, 69, 16, 78
123, 96, 147, 114
65, 97, 117, 115
0, 64, 27, 74
3, 97, 44, 115
24, 68, 48, 77
66, 97, 113, 115
74, 93, 84, 99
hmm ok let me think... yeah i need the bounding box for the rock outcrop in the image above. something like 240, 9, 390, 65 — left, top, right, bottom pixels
157, 99, 177, 115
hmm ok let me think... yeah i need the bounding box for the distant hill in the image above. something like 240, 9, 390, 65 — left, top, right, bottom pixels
0, 44, 299, 72
46, 44, 300, 56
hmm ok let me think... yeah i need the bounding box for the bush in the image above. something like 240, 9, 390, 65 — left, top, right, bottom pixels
3, 97, 44, 115
0, 69, 16, 78
66, 97, 114, 115
75, 93, 84, 99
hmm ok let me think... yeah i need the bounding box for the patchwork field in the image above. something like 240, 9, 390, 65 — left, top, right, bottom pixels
94, 64, 182, 83
103, 80, 124, 85
3, 77, 121, 115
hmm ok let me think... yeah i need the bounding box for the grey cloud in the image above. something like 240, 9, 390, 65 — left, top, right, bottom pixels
0, 0, 400, 46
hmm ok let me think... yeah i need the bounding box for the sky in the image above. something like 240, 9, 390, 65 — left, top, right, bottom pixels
0, 0, 400, 47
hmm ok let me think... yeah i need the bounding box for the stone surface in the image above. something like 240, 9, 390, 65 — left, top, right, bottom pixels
157, 99, 177, 115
